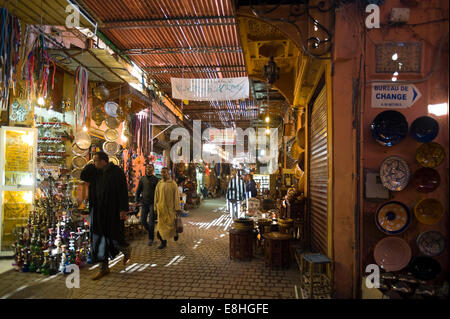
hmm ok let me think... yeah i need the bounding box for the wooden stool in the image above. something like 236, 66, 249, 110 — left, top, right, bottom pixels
300, 253, 333, 299
262, 232, 292, 269
229, 229, 255, 261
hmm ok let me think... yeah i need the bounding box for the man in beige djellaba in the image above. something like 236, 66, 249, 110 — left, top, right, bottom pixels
154, 167, 182, 249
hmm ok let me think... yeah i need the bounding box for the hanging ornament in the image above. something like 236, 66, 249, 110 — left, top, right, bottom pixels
92, 83, 109, 101
91, 106, 105, 127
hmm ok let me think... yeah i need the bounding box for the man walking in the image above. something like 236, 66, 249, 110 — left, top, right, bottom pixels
154, 167, 181, 249
226, 170, 247, 219
80, 151, 131, 280
135, 164, 159, 246
244, 174, 258, 198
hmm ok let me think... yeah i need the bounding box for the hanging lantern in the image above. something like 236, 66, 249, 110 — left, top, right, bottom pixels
93, 83, 110, 101
263, 56, 280, 85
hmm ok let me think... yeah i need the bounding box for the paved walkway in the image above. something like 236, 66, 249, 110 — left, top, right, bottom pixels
0, 199, 300, 299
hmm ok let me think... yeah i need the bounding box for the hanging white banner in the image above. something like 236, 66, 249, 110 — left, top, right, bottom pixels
171, 77, 249, 101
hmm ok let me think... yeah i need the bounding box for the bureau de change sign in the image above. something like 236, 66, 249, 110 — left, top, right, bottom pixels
371, 83, 422, 108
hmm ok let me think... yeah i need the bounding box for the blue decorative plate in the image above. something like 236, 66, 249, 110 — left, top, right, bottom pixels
379, 156, 410, 191
371, 111, 408, 146
410, 116, 439, 142
376, 201, 411, 235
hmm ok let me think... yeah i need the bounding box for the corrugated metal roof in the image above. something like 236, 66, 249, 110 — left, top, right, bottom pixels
79, 0, 255, 126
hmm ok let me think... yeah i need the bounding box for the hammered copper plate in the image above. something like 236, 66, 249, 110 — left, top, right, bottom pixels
74, 131, 91, 150
104, 128, 119, 142
72, 142, 89, 156
109, 156, 120, 166
103, 141, 120, 155
72, 156, 87, 169
374, 237, 412, 272
71, 168, 82, 179
105, 116, 120, 129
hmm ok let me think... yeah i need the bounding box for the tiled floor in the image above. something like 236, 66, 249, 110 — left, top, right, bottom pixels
0, 199, 300, 299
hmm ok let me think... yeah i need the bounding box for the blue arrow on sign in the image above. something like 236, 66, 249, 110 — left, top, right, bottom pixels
412, 87, 418, 103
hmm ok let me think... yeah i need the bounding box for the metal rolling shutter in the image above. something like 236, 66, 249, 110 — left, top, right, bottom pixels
309, 86, 329, 255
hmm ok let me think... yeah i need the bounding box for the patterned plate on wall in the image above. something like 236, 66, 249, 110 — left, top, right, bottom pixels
375, 201, 411, 235
103, 141, 120, 156
416, 142, 445, 168
74, 131, 91, 150
417, 231, 446, 257
410, 116, 439, 143
72, 156, 87, 169
105, 116, 120, 129
379, 156, 410, 191
412, 167, 440, 193
371, 110, 408, 147
104, 101, 119, 117
71, 168, 82, 180
104, 128, 119, 142
414, 198, 444, 225
72, 142, 89, 156
374, 237, 412, 272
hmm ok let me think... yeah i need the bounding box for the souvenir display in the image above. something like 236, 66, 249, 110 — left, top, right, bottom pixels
416, 142, 445, 168
74, 66, 88, 128
103, 141, 120, 156
374, 237, 412, 272
375, 201, 411, 235
289, 140, 302, 161
417, 231, 446, 257
104, 101, 119, 118
74, 131, 91, 150
91, 107, 105, 127
72, 156, 87, 169
410, 116, 439, 143
9, 99, 30, 123
296, 127, 305, 149
371, 111, 408, 147
409, 257, 441, 281
104, 129, 119, 142
93, 83, 110, 101
414, 198, 444, 225
71, 142, 89, 157
412, 167, 440, 193
105, 116, 120, 129
379, 156, 410, 191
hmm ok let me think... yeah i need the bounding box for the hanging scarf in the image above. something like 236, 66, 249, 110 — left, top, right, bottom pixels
74, 66, 88, 129
0, 9, 21, 111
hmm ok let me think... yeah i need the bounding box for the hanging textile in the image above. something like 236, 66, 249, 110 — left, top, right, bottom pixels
0, 8, 22, 111
74, 66, 88, 129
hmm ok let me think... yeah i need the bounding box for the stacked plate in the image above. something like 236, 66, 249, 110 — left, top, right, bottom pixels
414, 198, 444, 225
375, 201, 411, 235
410, 116, 439, 143
374, 237, 412, 272
412, 167, 440, 193
416, 231, 446, 257
416, 142, 445, 168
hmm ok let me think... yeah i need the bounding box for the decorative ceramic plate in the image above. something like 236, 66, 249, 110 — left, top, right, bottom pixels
410, 116, 439, 143
371, 111, 408, 147
104, 129, 119, 142
374, 237, 412, 272
109, 156, 120, 166
74, 131, 91, 150
72, 142, 89, 156
410, 257, 441, 281
414, 198, 444, 225
71, 168, 82, 179
379, 156, 410, 191
104, 101, 119, 117
412, 167, 440, 193
375, 201, 411, 235
72, 156, 87, 169
103, 141, 120, 156
105, 116, 120, 129
417, 231, 446, 257
416, 142, 445, 168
